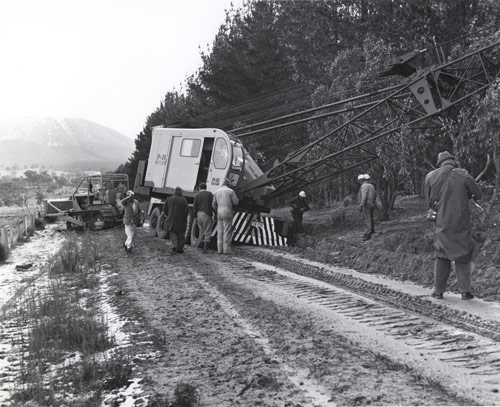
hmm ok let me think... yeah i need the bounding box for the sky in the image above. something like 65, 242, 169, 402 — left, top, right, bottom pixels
0, 0, 243, 138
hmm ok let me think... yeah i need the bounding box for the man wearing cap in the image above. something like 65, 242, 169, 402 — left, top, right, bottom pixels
193, 182, 214, 253
289, 191, 310, 234
162, 187, 190, 254
425, 151, 482, 300
212, 179, 239, 254
120, 190, 141, 252
358, 174, 376, 241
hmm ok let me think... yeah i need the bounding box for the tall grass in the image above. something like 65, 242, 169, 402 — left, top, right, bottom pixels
8, 231, 133, 406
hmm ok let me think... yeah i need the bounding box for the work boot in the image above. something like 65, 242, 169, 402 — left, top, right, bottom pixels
202, 242, 209, 253
171, 248, 177, 255
431, 291, 443, 299
461, 292, 474, 300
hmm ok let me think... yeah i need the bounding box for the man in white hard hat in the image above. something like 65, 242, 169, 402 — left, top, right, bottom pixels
358, 174, 376, 241
289, 190, 309, 234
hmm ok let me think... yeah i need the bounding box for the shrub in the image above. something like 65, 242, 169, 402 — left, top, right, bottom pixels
342, 196, 354, 207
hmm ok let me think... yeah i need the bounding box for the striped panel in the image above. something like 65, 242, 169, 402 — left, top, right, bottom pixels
232, 211, 287, 247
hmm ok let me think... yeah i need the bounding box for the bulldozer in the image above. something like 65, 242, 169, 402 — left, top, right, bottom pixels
44, 172, 129, 231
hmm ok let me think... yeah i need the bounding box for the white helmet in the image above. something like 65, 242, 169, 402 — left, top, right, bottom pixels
357, 174, 365, 181
299, 191, 306, 198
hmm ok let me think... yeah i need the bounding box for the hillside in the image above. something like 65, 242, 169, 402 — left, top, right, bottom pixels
277, 194, 500, 302
0, 116, 134, 171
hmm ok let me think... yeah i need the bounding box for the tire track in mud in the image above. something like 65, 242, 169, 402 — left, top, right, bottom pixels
231, 247, 500, 405
86, 225, 500, 405
101, 226, 473, 406
186, 260, 334, 406
240, 248, 500, 341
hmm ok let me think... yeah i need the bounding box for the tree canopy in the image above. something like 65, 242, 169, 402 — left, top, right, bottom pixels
118, 0, 500, 212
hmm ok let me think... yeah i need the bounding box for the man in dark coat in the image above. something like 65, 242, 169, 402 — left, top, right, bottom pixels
162, 186, 189, 254
193, 182, 214, 253
289, 191, 309, 234
425, 151, 482, 300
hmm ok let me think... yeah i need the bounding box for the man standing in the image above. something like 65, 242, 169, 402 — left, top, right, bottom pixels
120, 190, 140, 252
162, 187, 189, 254
193, 182, 214, 253
425, 151, 482, 300
212, 179, 239, 254
289, 191, 309, 234
358, 174, 376, 241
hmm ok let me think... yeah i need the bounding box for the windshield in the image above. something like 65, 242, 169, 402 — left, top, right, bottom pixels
213, 138, 229, 169
231, 140, 244, 168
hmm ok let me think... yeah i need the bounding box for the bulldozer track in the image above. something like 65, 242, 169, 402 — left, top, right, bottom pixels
239, 248, 500, 342
236, 247, 500, 388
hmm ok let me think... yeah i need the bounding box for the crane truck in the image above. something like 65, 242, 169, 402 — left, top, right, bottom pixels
135, 34, 500, 247
134, 127, 292, 246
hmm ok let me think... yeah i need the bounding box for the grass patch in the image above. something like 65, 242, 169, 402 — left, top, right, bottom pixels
8, 232, 132, 406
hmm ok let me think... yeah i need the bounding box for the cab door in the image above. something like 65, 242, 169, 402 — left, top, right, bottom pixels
164, 136, 203, 191
207, 136, 231, 193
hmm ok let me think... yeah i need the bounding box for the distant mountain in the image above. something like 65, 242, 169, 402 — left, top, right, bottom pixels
0, 116, 135, 171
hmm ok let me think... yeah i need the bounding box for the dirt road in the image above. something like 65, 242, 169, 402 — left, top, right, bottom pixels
96, 225, 497, 406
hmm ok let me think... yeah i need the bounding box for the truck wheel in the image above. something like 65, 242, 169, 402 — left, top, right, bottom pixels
190, 218, 201, 248
185, 208, 194, 245
149, 207, 160, 237
157, 211, 169, 239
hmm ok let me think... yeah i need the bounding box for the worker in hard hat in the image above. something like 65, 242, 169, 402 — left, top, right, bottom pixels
289, 191, 310, 234
425, 151, 482, 300
358, 174, 376, 241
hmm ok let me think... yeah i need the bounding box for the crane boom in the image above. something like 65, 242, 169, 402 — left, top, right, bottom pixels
238, 39, 500, 203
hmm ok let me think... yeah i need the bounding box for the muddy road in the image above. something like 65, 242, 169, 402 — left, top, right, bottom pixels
94, 224, 500, 406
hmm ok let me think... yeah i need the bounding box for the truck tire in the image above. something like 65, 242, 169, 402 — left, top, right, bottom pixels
185, 208, 194, 245
190, 218, 201, 248
149, 207, 160, 237
157, 211, 169, 239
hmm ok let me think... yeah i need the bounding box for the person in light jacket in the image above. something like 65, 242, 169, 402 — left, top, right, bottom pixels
425, 151, 482, 300
193, 182, 214, 253
120, 190, 140, 252
212, 179, 239, 254
162, 187, 189, 254
358, 174, 376, 241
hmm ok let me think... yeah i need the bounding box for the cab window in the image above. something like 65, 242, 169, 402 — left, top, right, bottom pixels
213, 138, 229, 169
231, 142, 244, 168
180, 139, 201, 157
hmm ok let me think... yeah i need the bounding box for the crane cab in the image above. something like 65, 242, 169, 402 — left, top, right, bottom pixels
135, 127, 273, 208
144, 128, 238, 194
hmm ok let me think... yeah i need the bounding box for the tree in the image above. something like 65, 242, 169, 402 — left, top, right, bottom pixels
470, 78, 500, 202
116, 0, 500, 216
0, 180, 27, 206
